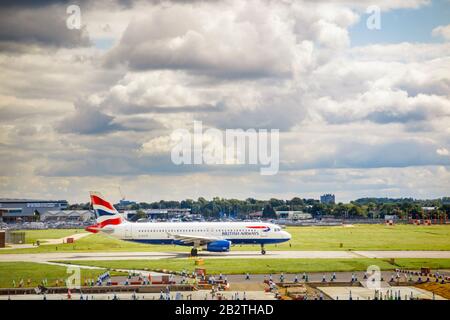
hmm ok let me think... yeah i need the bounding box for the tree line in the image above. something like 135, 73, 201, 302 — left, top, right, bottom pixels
68, 197, 450, 220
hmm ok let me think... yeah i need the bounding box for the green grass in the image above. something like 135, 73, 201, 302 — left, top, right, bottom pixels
392, 258, 450, 270
57, 258, 450, 275
0, 262, 123, 288
1, 224, 449, 254
281, 224, 450, 251
17, 229, 85, 244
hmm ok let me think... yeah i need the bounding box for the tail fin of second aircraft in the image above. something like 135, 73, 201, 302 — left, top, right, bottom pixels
86, 191, 125, 233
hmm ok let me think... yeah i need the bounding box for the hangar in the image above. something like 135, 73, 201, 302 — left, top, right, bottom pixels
0, 199, 68, 222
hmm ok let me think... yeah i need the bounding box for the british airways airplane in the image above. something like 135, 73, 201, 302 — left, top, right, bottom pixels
86, 192, 291, 256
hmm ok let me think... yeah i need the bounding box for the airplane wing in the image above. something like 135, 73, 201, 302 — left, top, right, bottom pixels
169, 233, 221, 246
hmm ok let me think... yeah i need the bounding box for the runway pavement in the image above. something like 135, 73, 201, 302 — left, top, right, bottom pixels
1, 250, 450, 263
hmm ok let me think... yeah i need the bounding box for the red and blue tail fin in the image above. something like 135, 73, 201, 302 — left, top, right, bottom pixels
86, 191, 124, 233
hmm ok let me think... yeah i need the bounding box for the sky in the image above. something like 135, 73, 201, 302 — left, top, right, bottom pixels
0, 0, 449, 204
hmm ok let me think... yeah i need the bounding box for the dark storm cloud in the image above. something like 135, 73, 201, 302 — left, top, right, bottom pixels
199, 98, 305, 131
280, 139, 450, 172
334, 140, 450, 169
33, 134, 450, 178
0, 105, 57, 122
0, 0, 221, 9
106, 101, 225, 115
57, 99, 166, 135
0, 1, 75, 8
364, 109, 427, 124
57, 100, 124, 135
0, 5, 90, 50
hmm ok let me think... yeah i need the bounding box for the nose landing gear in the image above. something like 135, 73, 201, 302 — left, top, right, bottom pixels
261, 244, 266, 255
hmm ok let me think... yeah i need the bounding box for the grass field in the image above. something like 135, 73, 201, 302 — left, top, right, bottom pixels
1, 224, 449, 254
58, 258, 450, 275
0, 262, 124, 288
17, 229, 86, 244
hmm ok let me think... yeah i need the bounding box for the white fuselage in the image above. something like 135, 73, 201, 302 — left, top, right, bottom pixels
101, 221, 291, 247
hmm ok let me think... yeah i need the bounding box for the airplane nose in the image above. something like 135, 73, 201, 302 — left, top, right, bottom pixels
283, 231, 291, 240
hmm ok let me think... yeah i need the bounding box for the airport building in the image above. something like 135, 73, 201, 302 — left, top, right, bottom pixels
40, 210, 93, 222
0, 199, 68, 222
320, 194, 336, 204
115, 199, 137, 211
123, 208, 192, 221
276, 211, 312, 220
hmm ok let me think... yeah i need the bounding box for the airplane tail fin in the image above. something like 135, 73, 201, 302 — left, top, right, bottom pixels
86, 191, 125, 233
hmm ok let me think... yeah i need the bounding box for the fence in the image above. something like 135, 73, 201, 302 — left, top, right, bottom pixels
5, 231, 25, 244
0, 231, 5, 248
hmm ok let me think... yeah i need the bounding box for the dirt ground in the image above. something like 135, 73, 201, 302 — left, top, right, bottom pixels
229, 282, 266, 291
415, 282, 450, 299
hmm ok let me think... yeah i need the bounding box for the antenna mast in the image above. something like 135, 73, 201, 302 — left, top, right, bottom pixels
118, 186, 125, 201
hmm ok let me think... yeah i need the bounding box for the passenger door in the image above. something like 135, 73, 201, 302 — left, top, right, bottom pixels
124, 223, 132, 239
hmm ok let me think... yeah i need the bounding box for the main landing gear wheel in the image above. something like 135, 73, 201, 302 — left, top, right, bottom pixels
191, 248, 198, 256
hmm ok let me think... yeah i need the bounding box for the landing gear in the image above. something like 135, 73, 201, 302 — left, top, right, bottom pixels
190, 248, 198, 256
261, 244, 266, 255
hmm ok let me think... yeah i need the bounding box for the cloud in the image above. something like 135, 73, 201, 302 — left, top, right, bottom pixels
57, 100, 124, 135
0, 5, 91, 51
432, 24, 450, 41
437, 147, 449, 156
0, 0, 449, 202
104, 0, 316, 79
311, 89, 450, 125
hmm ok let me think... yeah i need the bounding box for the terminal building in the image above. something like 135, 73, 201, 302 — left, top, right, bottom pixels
276, 211, 312, 220
0, 199, 68, 222
123, 208, 192, 221
320, 194, 336, 205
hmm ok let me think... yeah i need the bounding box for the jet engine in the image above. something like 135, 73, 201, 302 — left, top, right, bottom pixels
205, 240, 231, 252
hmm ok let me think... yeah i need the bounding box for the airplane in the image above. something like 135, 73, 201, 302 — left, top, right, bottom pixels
86, 191, 291, 256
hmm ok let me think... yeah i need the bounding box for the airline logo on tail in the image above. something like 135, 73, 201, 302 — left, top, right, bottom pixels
86, 191, 123, 233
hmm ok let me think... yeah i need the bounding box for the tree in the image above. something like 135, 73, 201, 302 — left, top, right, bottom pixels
440, 204, 450, 219
310, 203, 325, 215
262, 205, 277, 219
135, 210, 147, 220
348, 205, 364, 217
269, 198, 285, 208
290, 197, 304, 206
410, 205, 422, 219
